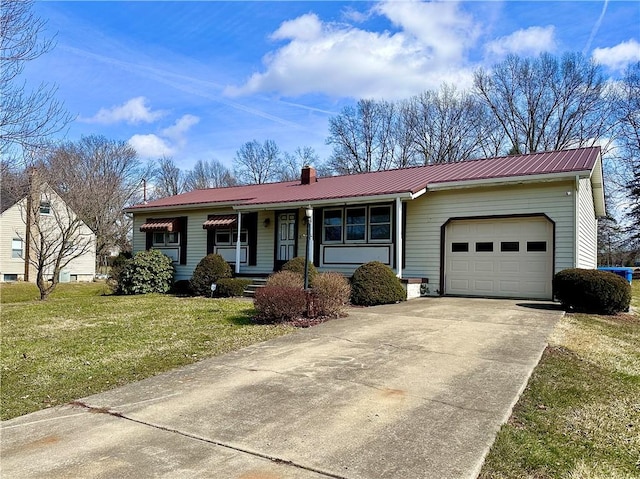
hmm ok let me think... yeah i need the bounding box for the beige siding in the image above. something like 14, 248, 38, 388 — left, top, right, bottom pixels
404, 181, 576, 294
0, 201, 29, 279
133, 208, 277, 280
577, 178, 597, 269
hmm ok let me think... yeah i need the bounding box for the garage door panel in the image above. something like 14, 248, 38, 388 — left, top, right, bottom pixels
445, 217, 553, 299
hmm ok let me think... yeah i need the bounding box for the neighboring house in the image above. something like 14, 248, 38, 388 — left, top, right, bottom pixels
0, 183, 96, 282
126, 147, 605, 300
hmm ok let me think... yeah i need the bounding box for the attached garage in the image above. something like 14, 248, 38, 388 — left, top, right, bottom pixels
443, 216, 554, 300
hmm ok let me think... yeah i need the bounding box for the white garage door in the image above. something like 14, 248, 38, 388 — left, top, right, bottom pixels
445, 217, 553, 299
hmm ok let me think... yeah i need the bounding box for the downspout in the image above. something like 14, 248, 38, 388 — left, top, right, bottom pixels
235, 211, 242, 274
574, 175, 579, 268
395, 196, 403, 278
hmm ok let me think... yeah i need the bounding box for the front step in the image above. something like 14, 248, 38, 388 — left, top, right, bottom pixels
243, 278, 267, 298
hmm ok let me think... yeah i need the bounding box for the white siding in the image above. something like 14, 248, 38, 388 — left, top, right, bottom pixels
404, 181, 576, 294
0, 201, 29, 279
577, 178, 598, 268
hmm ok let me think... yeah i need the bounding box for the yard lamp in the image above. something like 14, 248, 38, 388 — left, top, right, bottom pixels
304, 206, 313, 290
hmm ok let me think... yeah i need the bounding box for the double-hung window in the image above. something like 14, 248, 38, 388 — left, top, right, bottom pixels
153, 231, 180, 246
11, 238, 23, 258
322, 204, 392, 244
216, 229, 247, 245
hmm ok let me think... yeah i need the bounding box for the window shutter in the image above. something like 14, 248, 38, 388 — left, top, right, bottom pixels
246, 212, 258, 266
179, 217, 188, 265
145, 219, 153, 250
313, 207, 322, 267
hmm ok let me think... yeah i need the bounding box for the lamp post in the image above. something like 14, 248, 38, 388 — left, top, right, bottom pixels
304, 206, 313, 290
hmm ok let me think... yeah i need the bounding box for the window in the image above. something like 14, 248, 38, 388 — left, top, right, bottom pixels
153, 232, 180, 246
11, 238, 23, 258
475, 242, 493, 252
215, 229, 247, 245
501, 241, 520, 252
369, 206, 391, 241
527, 241, 547, 252
3, 274, 18, 282
346, 207, 366, 241
452, 242, 469, 252
39, 201, 51, 215
323, 209, 343, 242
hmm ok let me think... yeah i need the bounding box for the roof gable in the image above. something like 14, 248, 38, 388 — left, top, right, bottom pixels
128, 147, 602, 211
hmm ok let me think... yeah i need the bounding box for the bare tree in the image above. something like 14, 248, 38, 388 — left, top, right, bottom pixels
0, 0, 72, 161
234, 139, 281, 184
153, 156, 184, 198
474, 53, 611, 154
40, 136, 146, 268
18, 170, 94, 300
278, 146, 320, 181
184, 158, 236, 190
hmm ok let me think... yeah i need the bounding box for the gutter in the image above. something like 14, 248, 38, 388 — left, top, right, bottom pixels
425, 170, 593, 191
233, 192, 415, 211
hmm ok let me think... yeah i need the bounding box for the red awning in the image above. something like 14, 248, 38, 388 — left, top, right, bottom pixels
202, 214, 237, 229
140, 218, 178, 232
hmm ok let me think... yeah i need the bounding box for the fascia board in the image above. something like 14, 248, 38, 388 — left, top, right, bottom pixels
233, 192, 414, 211
425, 171, 593, 191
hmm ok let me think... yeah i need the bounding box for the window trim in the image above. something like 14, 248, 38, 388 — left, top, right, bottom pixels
368, 205, 392, 243
322, 204, 393, 245
153, 231, 181, 247
345, 206, 367, 243
39, 201, 51, 215
215, 228, 248, 246
11, 238, 23, 258
322, 208, 343, 243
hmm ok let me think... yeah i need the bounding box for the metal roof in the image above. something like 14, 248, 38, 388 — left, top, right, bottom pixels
127, 147, 602, 212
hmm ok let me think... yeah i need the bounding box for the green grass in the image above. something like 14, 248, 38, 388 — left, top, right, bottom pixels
479, 281, 640, 479
1, 282, 293, 420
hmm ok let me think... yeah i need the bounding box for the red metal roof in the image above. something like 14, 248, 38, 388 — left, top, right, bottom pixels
202, 214, 237, 229
139, 218, 179, 232
129, 147, 600, 211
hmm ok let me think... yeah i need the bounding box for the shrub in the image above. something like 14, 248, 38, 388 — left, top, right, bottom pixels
254, 286, 307, 321
266, 270, 304, 289
553, 268, 631, 315
107, 252, 132, 292
171, 279, 193, 296
216, 278, 252, 297
282, 257, 317, 286
312, 272, 351, 318
117, 249, 175, 295
190, 254, 232, 296
350, 261, 406, 306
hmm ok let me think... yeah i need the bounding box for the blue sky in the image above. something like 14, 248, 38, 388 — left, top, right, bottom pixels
25, 0, 640, 170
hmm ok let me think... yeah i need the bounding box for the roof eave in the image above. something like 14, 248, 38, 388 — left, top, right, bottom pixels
234, 192, 414, 211
125, 200, 248, 214
426, 170, 593, 191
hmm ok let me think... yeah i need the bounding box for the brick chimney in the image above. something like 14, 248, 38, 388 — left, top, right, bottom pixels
301, 165, 317, 185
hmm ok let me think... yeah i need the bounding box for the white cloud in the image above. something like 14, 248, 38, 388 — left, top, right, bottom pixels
485, 26, 557, 59
128, 134, 174, 158
225, 1, 479, 100
592, 40, 640, 72
84, 97, 165, 124
161, 114, 200, 143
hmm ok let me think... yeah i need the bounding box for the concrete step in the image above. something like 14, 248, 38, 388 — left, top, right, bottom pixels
242, 278, 268, 298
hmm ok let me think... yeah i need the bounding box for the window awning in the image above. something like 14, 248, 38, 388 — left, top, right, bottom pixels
202, 214, 237, 229
140, 218, 179, 232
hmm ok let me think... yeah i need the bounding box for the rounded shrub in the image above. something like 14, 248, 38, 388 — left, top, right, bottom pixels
553, 268, 631, 315
117, 249, 174, 295
266, 270, 304, 289
312, 272, 351, 318
254, 286, 307, 321
190, 254, 232, 296
282, 257, 317, 286
216, 278, 252, 297
350, 261, 406, 306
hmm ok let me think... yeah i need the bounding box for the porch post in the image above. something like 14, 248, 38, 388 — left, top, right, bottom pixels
235, 211, 242, 274
395, 196, 403, 279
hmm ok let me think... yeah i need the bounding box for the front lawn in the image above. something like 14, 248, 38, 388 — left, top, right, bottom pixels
1, 282, 293, 420
479, 280, 640, 478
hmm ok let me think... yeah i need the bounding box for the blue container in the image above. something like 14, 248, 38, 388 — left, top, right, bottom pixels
598, 267, 633, 284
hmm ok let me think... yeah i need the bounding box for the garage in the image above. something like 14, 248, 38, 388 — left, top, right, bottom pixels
444, 216, 554, 299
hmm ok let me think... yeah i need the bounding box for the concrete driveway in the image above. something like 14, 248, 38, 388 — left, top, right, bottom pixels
1, 297, 562, 479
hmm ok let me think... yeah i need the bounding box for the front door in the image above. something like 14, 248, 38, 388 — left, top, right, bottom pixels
276, 212, 297, 269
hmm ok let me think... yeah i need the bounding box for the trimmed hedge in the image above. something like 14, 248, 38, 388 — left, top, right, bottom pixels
215, 278, 251, 297
553, 268, 631, 315
117, 249, 175, 295
254, 286, 307, 321
350, 261, 406, 306
282, 257, 317, 286
190, 254, 232, 296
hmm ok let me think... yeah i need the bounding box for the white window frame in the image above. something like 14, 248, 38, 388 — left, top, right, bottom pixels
39, 201, 51, 215
345, 206, 367, 243
368, 205, 392, 243
322, 209, 343, 243
11, 238, 23, 258
153, 231, 180, 247
216, 228, 247, 246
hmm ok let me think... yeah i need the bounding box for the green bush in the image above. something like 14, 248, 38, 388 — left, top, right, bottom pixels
254, 286, 307, 321
190, 254, 232, 296
553, 268, 631, 314
117, 249, 175, 295
282, 257, 317, 286
350, 261, 406, 306
215, 278, 251, 297
107, 252, 132, 292
312, 272, 351, 318
266, 270, 304, 289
